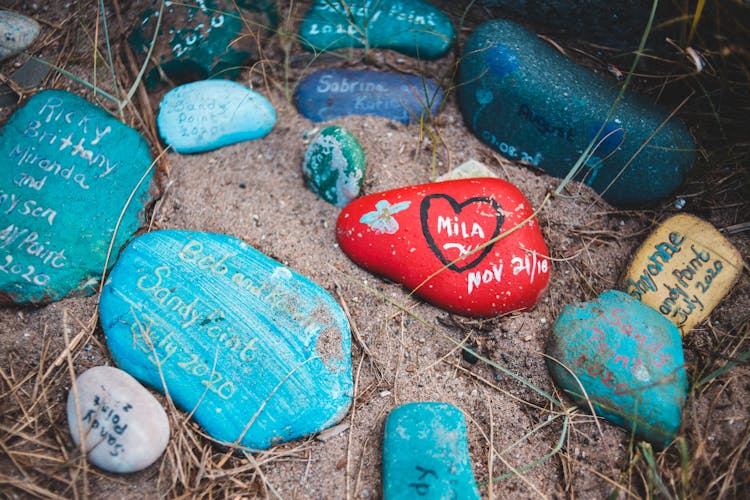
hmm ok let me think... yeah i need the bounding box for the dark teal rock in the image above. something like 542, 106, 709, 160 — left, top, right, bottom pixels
547, 290, 687, 447
299, 0, 454, 59
302, 126, 366, 207
458, 19, 696, 207
0, 10, 40, 60
382, 402, 480, 499
100, 230, 353, 449
0, 90, 153, 304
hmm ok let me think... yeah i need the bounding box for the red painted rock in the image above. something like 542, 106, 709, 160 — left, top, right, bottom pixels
336, 178, 550, 317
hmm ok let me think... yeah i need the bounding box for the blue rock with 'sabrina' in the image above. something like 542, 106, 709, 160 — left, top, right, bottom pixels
100, 230, 353, 450
294, 69, 444, 125
383, 402, 480, 499
0, 90, 153, 304
547, 290, 687, 447
458, 19, 695, 207
158, 80, 276, 153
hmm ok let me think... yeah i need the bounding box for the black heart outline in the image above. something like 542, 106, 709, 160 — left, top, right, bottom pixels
420, 194, 504, 272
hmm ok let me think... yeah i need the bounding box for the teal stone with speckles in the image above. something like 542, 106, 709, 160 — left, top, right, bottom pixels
302, 126, 366, 207
458, 19, 696, 207
383, 402, 480, 499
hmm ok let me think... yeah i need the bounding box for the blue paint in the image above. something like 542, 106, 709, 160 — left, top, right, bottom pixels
485, 43, 519, 79
589, 121, 625, 156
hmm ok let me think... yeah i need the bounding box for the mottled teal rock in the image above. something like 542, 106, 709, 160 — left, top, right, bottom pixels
547, 290, 687, 447
157, 80, 276, 153
302, 126, 366, 207
100, 230, 353, 450
0, 10, 40, 60
383, 402, 480, 499
129, 0, 277, 88
0, 90, 153, 304
458, 19, 696, 207
300, 0, 454, 59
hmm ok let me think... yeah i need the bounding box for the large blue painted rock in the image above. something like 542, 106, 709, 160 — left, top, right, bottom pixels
0, 90, 153, 304
299, 0, 454, 60
382, 402, 480, 499
100, 230, 353, 449
0, 10, 40, 60
294, 69, 444, 125
157, 80, 276, 153
458, 19, 696, 207
547, 290, 688, 447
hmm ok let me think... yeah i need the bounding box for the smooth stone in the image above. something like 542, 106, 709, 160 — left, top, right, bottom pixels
0, 11, 40, 60
8, 56, 50, 89
436, 159, 498, 182
100, 230, 353, 449
294, 69, 444, 125
547, 290, 687, 447
623, 214, 743, 336
157, 80, 276, 153
302, 126, 366, 207
0, 90, 153, 304
336, 178, 550, 317
382, 402, 480, 499
458, 19, 696, 207
67, 366, 169, 473
299, 0, 454, 60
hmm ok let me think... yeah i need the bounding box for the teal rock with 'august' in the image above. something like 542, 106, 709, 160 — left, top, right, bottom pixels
547, 290, 687, 447
0, 10, 40, 60
100, 230, 353, 450
458, 19, 695, 207
383, 402, 480, 499
0, 90, 153, 304
302, 126, 366, 207
299, 0, 454, 59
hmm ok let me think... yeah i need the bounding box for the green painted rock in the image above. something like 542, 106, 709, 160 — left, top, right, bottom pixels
382, 402, 480, 499
299, 0, 454, 60
302, 126, 366, 207
0, 90, 153, 304
129, 0, 277, 88
458, 19, 696, 207
547, 290, 688, 447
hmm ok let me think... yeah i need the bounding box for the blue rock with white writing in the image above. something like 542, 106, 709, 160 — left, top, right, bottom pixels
294, 69, 444, 125
0, 10, 40, 60
0, 90, 153, 304
547, 290, 687, 447
383, 402, 480, 499
100, 230, 353, 450
158, 80, 276, 153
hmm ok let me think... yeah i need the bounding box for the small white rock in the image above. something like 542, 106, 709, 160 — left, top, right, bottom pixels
0, 11, 40, 61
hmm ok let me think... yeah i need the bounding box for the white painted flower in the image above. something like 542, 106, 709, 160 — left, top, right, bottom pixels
359, 200, 411, 235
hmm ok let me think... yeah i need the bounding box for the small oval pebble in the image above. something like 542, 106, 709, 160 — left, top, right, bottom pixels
0, 10, 40, 60
67, 366, 169, 473
158, 80, 276, 153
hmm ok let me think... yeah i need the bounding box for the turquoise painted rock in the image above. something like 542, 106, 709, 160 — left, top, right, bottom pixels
100, 230, 353, 449
0, 10, 40, 60
158, 80, 276, 153
383, 402, 480, 499
0, 90, 153, 304
129, 0, 276, 88
458, 19, 696, 207
299, 0, 454, 59
302, 126, 366, 207
547, 290, 688, 447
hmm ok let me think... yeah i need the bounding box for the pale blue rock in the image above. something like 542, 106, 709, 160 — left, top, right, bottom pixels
100, 230, 353, 450
0, 11, 40, 60
382, 402, 480, 499
157, 80, 276, 153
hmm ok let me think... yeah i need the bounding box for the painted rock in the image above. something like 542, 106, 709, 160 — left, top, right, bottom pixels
100, 230, 353, 449
157, 80, 276, 153
623, 214, 743, 336
336, 178, 550, 317
382, 402, 480, 499
67, 366, 169, 473
302, 126, 366, 207
299, 0, 454, 60
547, 290, 687, 447
0, 90, 153, 304
294, 69, 444, 125
0, 10, 40, 60
458, 19, 695, 207
129, 0, 276, 88
436, 159, 498, 182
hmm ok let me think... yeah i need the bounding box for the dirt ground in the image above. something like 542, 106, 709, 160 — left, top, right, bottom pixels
1, 1, 748, 498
